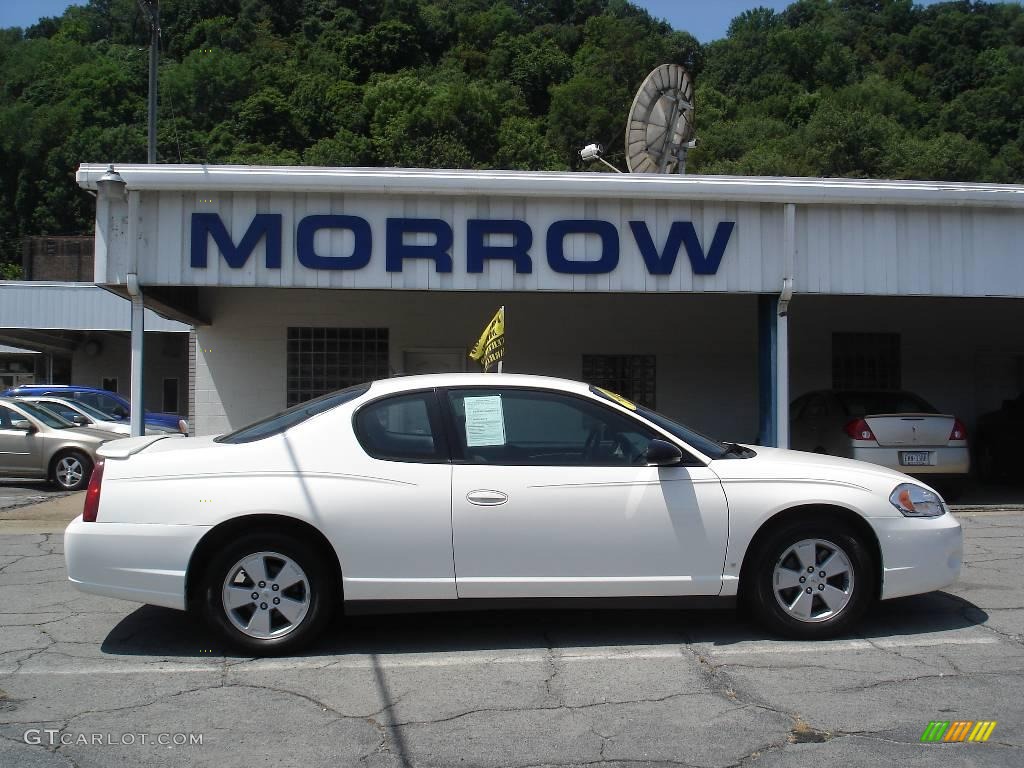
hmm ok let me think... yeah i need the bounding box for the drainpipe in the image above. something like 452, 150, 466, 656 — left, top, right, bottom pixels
126, 188, 145, 438
776, 203, 796, 449
126, 273, 144, 437
776, 276, 794, 449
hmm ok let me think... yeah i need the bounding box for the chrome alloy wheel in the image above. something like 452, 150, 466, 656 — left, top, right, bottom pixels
221, 551, 311, 639
55, 455, 85, 489
772, 538, 855, 623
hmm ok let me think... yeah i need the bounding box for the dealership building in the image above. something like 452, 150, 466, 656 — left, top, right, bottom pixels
75, 164, 1024, 445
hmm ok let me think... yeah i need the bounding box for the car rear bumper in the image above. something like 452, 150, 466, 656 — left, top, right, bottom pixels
64, 516, 210, 611
873, 512, 963, 600
851, 445, 969, 475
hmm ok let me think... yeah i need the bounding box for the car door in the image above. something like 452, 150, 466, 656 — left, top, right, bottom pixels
343, 389, 457, 599
0, 403, 44, 476
444, 387, 730, 598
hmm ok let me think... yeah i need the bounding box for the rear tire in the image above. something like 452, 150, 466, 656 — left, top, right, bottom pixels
50, 450, 92, 491
746, 520, 875, 639
200, 532, 336, 655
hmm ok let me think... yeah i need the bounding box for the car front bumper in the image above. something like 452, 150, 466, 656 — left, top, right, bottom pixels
872, 511, 963, 600
64, 515, 211, 610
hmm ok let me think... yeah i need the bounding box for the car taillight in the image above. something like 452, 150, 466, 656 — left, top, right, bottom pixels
949, 418, 967, 441
82, 458, 104, 522
844, 418, 876, 441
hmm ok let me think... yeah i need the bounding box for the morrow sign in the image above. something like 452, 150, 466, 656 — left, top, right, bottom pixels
190, 214, 736, 276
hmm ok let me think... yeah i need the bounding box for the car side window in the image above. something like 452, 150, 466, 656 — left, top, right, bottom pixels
791, 394, 808, 420
354, 392, 447, 463
0, 404, 30, 430
446, 388, 660, 466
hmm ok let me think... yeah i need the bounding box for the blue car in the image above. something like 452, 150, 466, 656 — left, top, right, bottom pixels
1, 385, 187, 434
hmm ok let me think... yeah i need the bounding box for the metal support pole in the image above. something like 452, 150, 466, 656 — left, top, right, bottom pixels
128, 274, 145, 437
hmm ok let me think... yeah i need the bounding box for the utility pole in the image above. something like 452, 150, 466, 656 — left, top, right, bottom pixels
137, 0, 159, 163
131, 0, 158, 437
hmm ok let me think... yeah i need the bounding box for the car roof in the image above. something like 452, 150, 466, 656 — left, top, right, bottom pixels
10, 384, 107, 392
366, 373, 594, 397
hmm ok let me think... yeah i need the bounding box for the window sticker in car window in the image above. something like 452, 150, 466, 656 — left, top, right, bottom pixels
594, 387, 637, 411
463, 395, 507, 447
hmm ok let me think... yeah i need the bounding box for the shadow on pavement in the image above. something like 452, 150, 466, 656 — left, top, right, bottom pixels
100, 590, 988, 659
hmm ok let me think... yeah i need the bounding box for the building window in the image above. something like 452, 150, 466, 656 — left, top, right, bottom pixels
832, 333, 901, 390
163, 378, 179, 413
581, 354, 656, 408
287, 327, 389, 407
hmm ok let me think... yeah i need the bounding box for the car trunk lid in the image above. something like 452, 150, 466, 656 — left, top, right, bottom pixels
97, 434, 179, 458
864, 413, 955, 447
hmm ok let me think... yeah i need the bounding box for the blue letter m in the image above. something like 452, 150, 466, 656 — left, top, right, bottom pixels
191, 213, 282, 269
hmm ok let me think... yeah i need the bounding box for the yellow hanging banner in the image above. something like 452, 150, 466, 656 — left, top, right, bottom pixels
469, 306, 505, 372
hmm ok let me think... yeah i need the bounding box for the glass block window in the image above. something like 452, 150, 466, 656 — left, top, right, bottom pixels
287, 327, 389, 407
582, 354, 656, 409
832, 332, 901, 390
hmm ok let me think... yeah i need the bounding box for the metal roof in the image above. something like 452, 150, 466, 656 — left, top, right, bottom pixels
77, 164, 1024, 209
0, 282, 189, 332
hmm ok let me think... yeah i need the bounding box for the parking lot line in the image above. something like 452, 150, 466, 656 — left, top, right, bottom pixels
1, 635, 1001, 676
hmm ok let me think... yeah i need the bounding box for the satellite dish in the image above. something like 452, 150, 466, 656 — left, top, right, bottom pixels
625, 64, 695, 174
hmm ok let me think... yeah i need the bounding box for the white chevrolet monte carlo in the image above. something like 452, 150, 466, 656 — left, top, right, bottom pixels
65, 374, 963, 654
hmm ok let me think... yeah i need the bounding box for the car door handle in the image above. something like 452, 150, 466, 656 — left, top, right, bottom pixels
466, 490, 508, 506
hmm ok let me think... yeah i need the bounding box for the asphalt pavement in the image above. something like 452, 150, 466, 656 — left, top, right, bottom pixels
0, 482, 71, 514
0, 502, 1021, 767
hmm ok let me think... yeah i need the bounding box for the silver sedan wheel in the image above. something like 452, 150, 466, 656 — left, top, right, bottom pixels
55, 456, 85, 489
772, 538, 855, 623
221, 551, 311, 639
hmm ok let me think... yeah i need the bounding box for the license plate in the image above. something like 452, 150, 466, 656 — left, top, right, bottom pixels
900, 451, 930, 466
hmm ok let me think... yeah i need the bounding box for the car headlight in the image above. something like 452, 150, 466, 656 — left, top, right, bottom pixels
889, 483, 947, 518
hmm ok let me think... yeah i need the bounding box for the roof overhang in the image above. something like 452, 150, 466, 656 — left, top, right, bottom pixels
77, 164, 1024, 210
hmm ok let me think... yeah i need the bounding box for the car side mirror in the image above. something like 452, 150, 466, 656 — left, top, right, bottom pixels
10, 419, 34, 432
645, 439, 683, 466
72, 414, 88, 426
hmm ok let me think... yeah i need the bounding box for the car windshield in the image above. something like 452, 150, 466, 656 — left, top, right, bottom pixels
216, 384, 371, 444
838, 391, 939, 417
15, 401, 75, 429
75, 392, 129, 418
588, 386, 729, 459
635, 405, 730, 460
64, 400, 111, 421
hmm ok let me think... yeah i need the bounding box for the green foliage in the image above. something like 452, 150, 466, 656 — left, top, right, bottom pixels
0, 0, 1020, 246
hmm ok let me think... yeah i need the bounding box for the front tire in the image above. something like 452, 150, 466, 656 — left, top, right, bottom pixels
51, 450, 92, 491
200, 532, 336, 655
746, 521, 875, 639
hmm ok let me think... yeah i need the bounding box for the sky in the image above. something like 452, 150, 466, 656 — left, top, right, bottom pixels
0, 0, 1010, 41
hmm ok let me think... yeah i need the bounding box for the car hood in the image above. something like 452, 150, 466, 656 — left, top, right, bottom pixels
710, 444, 923, 493
61, 426, 119, 442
